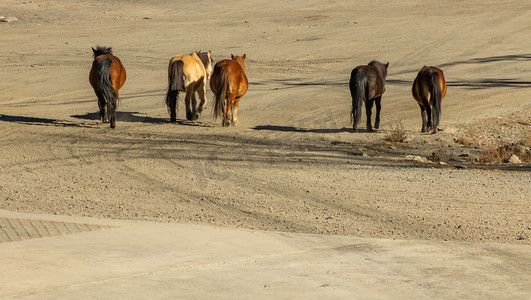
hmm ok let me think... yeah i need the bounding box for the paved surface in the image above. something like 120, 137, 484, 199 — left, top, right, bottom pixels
1, 209, 530, 299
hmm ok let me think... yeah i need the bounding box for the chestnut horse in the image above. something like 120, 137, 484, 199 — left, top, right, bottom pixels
412, 66, 447, 133
89, 46, 126, 128
165, 50, 213, 122
210, 54, 248, 127
349, 60, 389, 132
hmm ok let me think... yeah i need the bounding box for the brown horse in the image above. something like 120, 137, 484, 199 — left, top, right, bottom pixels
165, 50, 213, 122
210, 54, 248, 127
349, 60, 389, 132
89, 46, 126, 128
412, 66, 446, 133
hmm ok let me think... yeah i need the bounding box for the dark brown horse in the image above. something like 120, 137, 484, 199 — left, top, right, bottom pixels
89, 46, 126, 128
210, 54, 248, 127
412, 66, 446, 133
349, 60, 389, 132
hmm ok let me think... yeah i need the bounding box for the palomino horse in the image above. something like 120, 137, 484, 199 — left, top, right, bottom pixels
210, 54, 248, 127
89, 46, 126, 129
412, 66, 446, 133
165, 50, 213, 122
349, 60, 389, 132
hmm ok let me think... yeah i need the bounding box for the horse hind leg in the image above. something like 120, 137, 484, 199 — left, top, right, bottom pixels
98, 96, 108, 123
190, 93, 198, 121
195, 83, 207, 120
365, 99, 374, 132
231, 97, 241, 126
374, 97, 381, 129
418, 103, 428, 133
422, 98, 432, 132
184, 88, 194, 121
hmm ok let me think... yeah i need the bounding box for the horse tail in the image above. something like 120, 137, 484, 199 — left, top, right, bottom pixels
349, 68, 367, 132
165, 60, 184, 122
213, 68, 229, 121
97, 57, 117, 128
430, 70, 442, 133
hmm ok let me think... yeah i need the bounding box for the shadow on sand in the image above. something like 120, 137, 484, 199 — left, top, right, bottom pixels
253, 125, 352, 134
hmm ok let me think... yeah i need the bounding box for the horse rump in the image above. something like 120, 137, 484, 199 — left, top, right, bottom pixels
166, 59, 184, 122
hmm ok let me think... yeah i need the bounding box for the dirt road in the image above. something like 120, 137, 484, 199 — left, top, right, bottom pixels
1, 0, 530, 244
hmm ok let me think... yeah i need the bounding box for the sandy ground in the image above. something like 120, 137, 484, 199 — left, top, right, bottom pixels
1, 0, 530, 248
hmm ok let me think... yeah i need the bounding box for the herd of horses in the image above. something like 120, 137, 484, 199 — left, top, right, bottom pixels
90, 46, 446, 133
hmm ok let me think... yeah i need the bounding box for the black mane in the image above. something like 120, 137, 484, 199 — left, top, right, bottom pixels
92, 46, 113, 57
196, 51, 212, 68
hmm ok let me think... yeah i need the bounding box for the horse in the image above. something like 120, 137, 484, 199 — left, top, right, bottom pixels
210, 54, 248, 127
89, 46, 126, 129
349, 60, 389, 133
165, 50, 213, 122
412, 66, 447, 133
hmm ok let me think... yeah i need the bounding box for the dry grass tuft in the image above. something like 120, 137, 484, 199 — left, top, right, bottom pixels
426, 150, 442, 163
478, 142, 531, 164
385, 122, 407, 143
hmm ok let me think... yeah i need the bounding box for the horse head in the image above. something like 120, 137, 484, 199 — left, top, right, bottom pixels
92, 46, 113, 58
197, 50, 214, 80
369, 60, 389, 80
231, 54, 246, 71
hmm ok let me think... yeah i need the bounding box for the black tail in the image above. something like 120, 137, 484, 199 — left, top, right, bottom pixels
166, 60, 184, 122
430, 71, 442, 133
213, 69, 229, 121
97, 57, 117, 128
349, 69, 367, 132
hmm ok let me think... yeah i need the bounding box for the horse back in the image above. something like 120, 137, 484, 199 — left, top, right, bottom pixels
211, 59, 248, 97
412, 66, 445, 105
170, 53, 205, 85
352, 65, 385, 99
91, 54, 125, 92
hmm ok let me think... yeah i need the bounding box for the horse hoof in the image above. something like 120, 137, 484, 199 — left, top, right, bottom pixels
193, 113, 200, 121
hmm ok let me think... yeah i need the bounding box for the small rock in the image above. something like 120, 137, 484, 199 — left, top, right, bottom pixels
405, 155, 427, 163
508, 154, 521, 164
0, 16, 19, 23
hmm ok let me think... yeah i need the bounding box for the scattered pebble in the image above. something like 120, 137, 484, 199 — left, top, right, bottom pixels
0, 16, 19, 23
507, 154, 521, 164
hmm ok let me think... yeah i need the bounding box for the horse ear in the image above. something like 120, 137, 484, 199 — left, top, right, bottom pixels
242, 54, 246, 60
386, 62, 389, 67
231, 54, 234, 59
92, 47, 97, 54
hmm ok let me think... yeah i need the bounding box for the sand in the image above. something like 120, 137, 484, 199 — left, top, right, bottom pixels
1, 0, 530, 245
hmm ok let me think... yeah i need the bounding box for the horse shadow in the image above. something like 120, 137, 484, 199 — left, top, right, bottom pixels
71, 111, 214, 127
71, 111, 167, 124
0, 114, 95, 128
253, 125, 352, 133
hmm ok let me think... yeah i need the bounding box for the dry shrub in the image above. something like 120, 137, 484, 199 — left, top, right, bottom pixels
478, 143, 506, 164
478, 142, 531, 164
524, 130, 531, 148
455, 135, 474, 147
385, 122, 407, 143
426, 150, 441, 163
